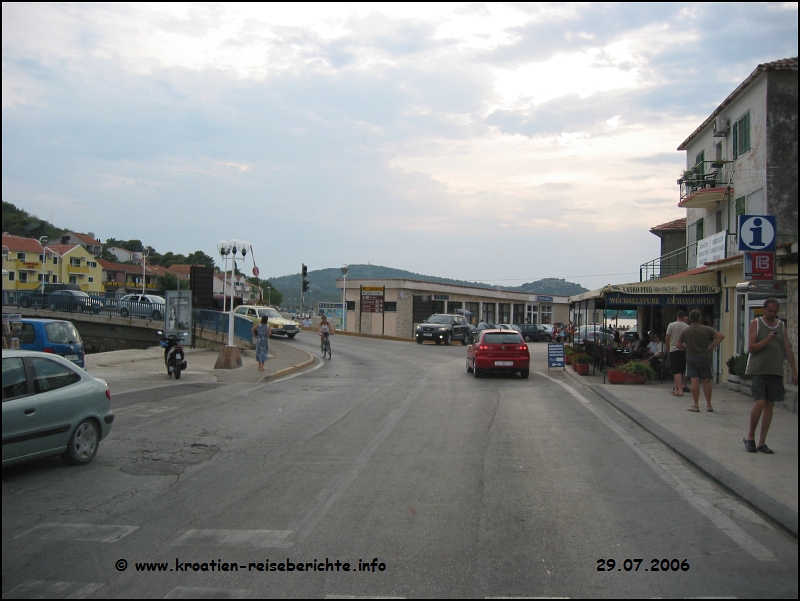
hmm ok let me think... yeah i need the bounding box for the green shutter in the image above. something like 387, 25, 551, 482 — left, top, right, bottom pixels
740, 111, 750, 154
696, 218, 704, 242
695, 150, 705, 175
732, 121, 738, 158
734, 197, 746, 233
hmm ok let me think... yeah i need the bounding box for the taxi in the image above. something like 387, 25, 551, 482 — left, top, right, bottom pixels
232, 305, 301, 338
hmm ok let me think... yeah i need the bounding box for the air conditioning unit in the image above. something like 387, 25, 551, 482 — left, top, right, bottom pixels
713, 116, 729, 137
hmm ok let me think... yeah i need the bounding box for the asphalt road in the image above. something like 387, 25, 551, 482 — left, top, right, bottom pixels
2, 334, 797, 598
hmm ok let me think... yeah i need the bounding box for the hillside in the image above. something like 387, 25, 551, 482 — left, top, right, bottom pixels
269, 264, 588, 308
2, 201, 66, 241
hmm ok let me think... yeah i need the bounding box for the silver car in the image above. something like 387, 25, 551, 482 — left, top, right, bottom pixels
2, 350, 114, 466
117, 294, 166, 320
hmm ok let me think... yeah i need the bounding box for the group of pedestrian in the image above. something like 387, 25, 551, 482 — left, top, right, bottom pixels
663, 298, 797, 455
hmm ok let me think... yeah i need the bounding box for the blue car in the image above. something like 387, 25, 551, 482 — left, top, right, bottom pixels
18, 318, 85, 369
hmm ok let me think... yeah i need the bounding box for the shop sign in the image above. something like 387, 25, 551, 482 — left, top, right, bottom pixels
697, 230, 727, 266
609, 282, 719, 295
547, 343, 565, 369
433, 294, 450, 300
537, 296, 553, 302
743, 252, 774, 281
738, 215, 777, 252
605, 293, 718, 306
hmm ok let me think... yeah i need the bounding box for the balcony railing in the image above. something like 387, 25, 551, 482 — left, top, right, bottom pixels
640, 243, 695, 281
678, 161, 734, 203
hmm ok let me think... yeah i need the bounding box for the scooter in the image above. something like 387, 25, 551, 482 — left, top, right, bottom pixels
158, 331, 187, 379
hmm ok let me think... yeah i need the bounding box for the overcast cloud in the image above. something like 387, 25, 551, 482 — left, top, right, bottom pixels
2, 2, 797, 289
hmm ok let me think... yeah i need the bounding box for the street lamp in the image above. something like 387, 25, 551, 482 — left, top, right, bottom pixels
213, 239, 249, 370
216, 240, 231, 313
341, 264, 349, 331
141, 247, 150, 296
38, 237, 48, 292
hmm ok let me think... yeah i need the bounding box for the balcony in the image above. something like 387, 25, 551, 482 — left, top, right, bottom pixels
678, 161, 734, 209
640, 244, 694, 281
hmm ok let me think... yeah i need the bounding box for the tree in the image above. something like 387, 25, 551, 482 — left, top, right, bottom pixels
158, 272, 189, 292
2, 201, 64, 240
247, 277, 283, 307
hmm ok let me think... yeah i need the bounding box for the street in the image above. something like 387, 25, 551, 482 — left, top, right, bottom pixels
2, 335, 797, 598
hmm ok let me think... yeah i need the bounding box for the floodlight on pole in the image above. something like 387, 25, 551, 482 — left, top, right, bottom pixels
38, 237, 48, 291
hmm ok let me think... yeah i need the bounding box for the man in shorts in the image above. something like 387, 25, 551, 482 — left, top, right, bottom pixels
665, 310, 689, 396
743, 298, 798, 454
676, 310, 724, 412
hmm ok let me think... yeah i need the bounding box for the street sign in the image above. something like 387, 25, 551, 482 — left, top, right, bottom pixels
252, 266, 259, 277
361, 286, 384, 313
744, 252, 775, 281
547, 343, 565, 369
738, 215, 777, 252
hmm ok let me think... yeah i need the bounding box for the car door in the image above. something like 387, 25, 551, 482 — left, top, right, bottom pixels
26, 356, 84, 455
2, 357, 41, 462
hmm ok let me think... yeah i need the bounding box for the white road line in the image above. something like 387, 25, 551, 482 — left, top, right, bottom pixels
164, 586, 251, 599
14, 523, 138, 543
2, 579, 104, 599
536, 372, 776, 562
172, 529, 293, 548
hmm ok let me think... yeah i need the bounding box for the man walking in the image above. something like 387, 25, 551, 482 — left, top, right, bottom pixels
676, 310, 724, 412
665, 310, 689, 396
743, 298, 798, 454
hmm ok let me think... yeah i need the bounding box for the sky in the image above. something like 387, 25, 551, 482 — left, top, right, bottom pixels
2, 2, 798, 290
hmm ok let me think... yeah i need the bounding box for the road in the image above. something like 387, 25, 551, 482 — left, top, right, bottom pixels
2, 334, 797, 598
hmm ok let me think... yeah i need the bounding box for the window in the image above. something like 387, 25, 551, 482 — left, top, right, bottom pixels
734, 196, 746, 233
431, 300, 445, 314
7, 271, 14, 281
52, 275, 58, 283
29, 357, 81, 394
694, 150, 705, 176
37, 274, 50, 283
19, 272, 28, 283
498, 303, 511, 323
733, 110, 751, 158
346, 301, 355, 311
69, 276, 77, 284
70, 258, 81, 267
513, 304, 525, 324
384, 302, 397, 312
482, 303, 496, 323
2, 357, 29, 401
52, 256, 58, 265
88, 277, 94, 283
540, 305, 553, 325
465, 302, 479, 323
16, 252, 25, 261
88, 261, 97, 268
695, 218, 704, 242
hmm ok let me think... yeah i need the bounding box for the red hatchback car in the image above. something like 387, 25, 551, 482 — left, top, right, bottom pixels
466, 330, 530, 378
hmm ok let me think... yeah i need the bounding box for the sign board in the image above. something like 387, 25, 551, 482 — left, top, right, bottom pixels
547, 343, 565, 369
744, 252, 775, 281
318, 302, 345, 329
697, 230, 727, 266
433, 294, 450, 300
165, 290, 192, 337
537, 296, 554, 302
605, 293, 718, 307
361, 286, 385, 313
738, 215, 777, 252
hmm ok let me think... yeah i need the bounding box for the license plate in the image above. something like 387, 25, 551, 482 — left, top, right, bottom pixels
423, 333, 432, 337
66, 354, 80, 360
495, 361, 513, 366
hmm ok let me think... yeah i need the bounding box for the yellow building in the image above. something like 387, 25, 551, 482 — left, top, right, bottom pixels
2, 233, 55, 290
47, 244, 104, 293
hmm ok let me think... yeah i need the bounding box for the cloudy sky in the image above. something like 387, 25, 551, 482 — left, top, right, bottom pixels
2, 3, 798, 289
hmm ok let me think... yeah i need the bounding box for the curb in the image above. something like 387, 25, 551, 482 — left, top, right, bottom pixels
561, 367, 798, 538
260, 352, 316, 383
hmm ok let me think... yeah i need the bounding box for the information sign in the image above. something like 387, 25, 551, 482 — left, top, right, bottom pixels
548, 343, 565, 369
361, 286, 385, 313
738, 215, 777, 252
318, 302, 344, 328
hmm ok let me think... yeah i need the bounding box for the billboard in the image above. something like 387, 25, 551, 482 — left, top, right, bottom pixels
165, 290, 192, 336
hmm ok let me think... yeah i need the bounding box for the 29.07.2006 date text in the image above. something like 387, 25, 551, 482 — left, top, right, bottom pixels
597, 559, 690, 572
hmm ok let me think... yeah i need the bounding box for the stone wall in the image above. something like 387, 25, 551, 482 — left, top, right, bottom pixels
396, 294, 414, 338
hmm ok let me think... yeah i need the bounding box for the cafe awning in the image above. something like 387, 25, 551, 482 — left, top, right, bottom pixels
569, 274, 720, 308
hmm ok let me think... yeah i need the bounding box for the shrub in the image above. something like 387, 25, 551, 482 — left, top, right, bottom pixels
613, 361, 656, 380
572, 353, 592, 365
734, 353, 750, 380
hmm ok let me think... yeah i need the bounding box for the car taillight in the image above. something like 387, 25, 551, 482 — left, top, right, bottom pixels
43, 348, 55, 354
106, 387, 111, 402
478, 345, 489, 351
519, 345, 528, 351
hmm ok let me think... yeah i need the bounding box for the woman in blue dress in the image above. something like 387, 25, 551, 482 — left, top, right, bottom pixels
252, 316, 271, 371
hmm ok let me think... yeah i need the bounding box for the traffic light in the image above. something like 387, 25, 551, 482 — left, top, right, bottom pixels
301, 264, 307, 277
302, 279, 310, 292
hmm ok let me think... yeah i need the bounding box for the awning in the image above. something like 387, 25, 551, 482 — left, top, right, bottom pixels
678, 187, 732, 210
570, 275, 720, 307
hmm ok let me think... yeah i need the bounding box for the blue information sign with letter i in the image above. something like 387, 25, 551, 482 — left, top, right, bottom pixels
738, 215, 777, 252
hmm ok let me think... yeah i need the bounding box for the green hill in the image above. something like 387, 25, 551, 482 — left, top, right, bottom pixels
2, 201, 65, 241
269, 264, 588, 309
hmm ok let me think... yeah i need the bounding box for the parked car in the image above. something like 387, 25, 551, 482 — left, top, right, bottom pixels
575, 325, 614, 344
18, 318, 85, 368
415, 314, 471, 345
466, 329, 530, 378
117, 294, 166, 320
2, 350, 114, 466
498, 324, 522, 333
232, 305, 300, 338
19, 283, 82, 308
47, 290, 103, 313
518, 324, 551, 342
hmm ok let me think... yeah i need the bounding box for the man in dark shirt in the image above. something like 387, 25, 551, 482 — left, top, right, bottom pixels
677, 310, 724, 412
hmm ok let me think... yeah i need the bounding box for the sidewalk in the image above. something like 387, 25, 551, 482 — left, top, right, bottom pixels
85, 338, 315, 392
561, 364, 798, 537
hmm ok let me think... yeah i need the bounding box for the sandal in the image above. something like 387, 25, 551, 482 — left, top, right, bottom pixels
743, 438, 757, 453
687, 406, 700, 412
706, 406, 714, 412
757, 444, 774, 454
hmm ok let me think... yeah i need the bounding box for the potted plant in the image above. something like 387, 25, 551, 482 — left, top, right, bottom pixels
572, 353, 592, 375
734, 353, 752, 396
608, 361, 655, 385
726, 356, 740, 392
565, 345, 576, 365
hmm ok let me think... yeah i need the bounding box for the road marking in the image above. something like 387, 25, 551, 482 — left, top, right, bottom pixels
2, 579, 103, 599
164, 586, 251, 598
172, 529, 293, 548
14, 523, 138, 543
536, 372, 776, 562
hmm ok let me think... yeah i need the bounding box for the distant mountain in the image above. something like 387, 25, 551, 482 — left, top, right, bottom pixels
2, 201, 65, 241
268, 265, 588, 309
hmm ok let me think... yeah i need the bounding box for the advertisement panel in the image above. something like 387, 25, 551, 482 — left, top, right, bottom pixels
697, 230, 727, 266
743, 252, 775, 281
165, 290, 192, 336
318, 302, 345, 329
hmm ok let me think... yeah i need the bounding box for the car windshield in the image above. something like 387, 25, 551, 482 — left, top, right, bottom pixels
483, 333, 523, 344
44, 321, 82, 344
257, 308, 282, 319
426, 316, 453, 324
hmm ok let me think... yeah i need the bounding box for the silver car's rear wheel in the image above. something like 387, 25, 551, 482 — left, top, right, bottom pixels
62, 420, 100, 465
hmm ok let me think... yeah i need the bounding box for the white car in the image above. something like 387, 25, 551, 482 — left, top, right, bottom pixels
117, 294, 166, 320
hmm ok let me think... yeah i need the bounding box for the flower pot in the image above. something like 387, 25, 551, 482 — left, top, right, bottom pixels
727, 374, 740, 392
575, 363, 590, 375
565, 356, 573, 365
608, 370, 647, 385
740, 379, 753, 397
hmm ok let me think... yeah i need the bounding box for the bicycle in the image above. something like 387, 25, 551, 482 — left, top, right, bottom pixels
321, 333, 332, 360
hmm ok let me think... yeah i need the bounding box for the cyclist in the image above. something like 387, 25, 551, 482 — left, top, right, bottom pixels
319, 315, 335, 350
